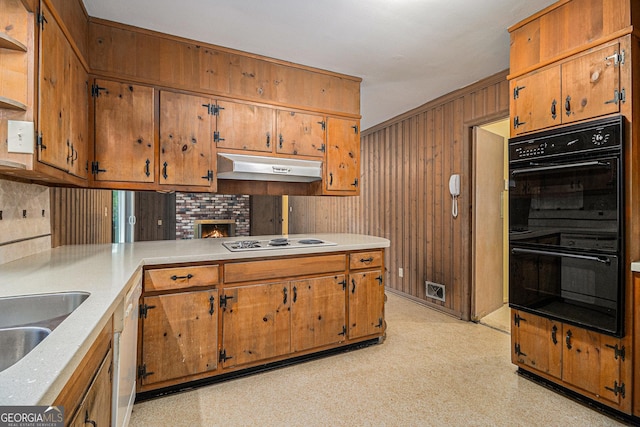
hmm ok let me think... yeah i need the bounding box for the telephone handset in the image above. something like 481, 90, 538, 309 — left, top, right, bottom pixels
449, 174, 460, 218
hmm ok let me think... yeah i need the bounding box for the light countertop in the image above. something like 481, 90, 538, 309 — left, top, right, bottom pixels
0, 233, 389, 405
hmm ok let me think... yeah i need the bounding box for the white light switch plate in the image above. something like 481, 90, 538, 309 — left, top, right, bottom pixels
7, 120, 35, 154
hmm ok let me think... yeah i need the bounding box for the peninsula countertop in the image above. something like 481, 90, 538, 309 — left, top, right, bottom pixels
0, 233, 390, 405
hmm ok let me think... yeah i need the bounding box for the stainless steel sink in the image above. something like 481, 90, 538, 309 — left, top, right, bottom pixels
0, 291, 90, 330
0, 327, 51, 372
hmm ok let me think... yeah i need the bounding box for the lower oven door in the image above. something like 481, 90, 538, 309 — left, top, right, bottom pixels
509, 246, 621, 336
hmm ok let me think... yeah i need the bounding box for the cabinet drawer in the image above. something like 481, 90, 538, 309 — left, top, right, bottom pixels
145, 265, 219, 291
349, 251, 382, 270
224, 254, 345, 283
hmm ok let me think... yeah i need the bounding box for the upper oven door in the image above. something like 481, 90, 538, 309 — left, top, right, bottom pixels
509, 155, 620, 252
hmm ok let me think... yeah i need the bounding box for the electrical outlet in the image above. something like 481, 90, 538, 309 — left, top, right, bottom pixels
398, 268, 404, 278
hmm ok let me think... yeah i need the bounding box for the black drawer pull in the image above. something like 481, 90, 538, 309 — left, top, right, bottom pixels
360, 257, 374, 264
171, 274, 193, 281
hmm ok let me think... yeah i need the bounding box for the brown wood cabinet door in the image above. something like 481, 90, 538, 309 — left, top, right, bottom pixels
325, 117, 360, 193
67, 49, 89, 179
69, 348, 112, 427
291, 275, 346, 352
93, 79, 155, 183
562, 326, 623, 405
38, 3, 69, 172
510, 67, 561, 136
216, 100, 273, 152
510, 310, 562, 378
221, 283, 291, 368
562, 44, 621, 124
348, 270, 384, 339
140, 290, 218, 385
159, 90, 214, 188
276, 110, 326, 157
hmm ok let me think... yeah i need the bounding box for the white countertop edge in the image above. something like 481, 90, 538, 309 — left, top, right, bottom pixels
0, 233, 389, 405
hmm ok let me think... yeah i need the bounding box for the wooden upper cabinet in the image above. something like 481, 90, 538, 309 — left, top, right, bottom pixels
216, 100, 274, 153
67, 48, 89, 179
562, 43, 621, 124
38, 3, 69, 172
510, 67, 561, 135
0, 0, 29, 110
291, 275, 346, 353
159, 91, 215, 189
511, 310, 562, 379
276, 110, 326, 157
510, 42, 623, 136
325, 117, 360, 194
93, 79, 155, 183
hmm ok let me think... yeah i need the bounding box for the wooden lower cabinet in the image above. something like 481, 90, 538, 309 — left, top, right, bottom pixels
139, 290, 218, 386
54, 318, 112, 426
348, 270, 385, 339
69, 348, 112, 427
512, 309, 627, 411
139, 250, 385, 393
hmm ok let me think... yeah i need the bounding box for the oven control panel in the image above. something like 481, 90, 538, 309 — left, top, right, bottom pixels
509, 116, 622, 162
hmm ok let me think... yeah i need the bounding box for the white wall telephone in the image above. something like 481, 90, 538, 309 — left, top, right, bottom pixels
449, 174, 460, 218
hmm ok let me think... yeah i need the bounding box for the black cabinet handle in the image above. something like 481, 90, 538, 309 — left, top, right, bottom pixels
145, 159, 150, 177
565, 95, 571, 117
283, 287, 288, 304
84, 411, 97, 427
162, 162, 168, 179
360, 257, 374, 264
565, 330, 572, 350
266, 132, 270, 148
279, 134, 284, 149
551, 99, 557, 119
293, 286, 297, 303
329, 172, 333, 186
170, 274, 193, 281
209, 295, 215, 315
551, 325, 558, 345
351, 278, 356, 294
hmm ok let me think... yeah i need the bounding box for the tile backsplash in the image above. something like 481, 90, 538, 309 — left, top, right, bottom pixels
0, 179, 51, 264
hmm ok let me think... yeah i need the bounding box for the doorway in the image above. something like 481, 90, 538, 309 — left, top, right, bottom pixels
471, 118, 509, 329
250, 195, 284, 236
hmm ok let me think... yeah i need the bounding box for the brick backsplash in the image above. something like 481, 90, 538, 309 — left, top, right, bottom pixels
176, 193, 250, 239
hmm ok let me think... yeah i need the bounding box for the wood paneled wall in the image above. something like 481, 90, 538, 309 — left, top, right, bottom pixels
50, 188, 112, 247
289, 70, 510, 320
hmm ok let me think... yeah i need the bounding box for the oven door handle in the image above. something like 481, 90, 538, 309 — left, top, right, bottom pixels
511, 247, 611, 265
511, 160, 610, 176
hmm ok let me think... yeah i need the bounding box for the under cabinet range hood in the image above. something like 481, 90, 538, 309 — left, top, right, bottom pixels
217, 153, 322, 182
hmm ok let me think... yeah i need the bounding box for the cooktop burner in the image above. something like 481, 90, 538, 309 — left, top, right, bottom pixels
222, 237, 337, 252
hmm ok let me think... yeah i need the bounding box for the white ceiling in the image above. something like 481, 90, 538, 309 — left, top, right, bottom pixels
82, 0, 557, 131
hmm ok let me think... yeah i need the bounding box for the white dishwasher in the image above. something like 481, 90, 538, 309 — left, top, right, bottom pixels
112, 276, 142, 427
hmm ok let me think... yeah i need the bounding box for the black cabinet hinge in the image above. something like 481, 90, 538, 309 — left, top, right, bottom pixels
317, 121, 326, 131
318, 144, 326, 153
137, 364, 154, 379
514, 343, 527, 357
605, 344, 625, 361
375, 318, 383, 328
219, 294, 234, 308
91, 161, 106, 175
375, 275, 383, 285
91, 84, 107, 97
37, 13, 48, 29
605, 381, 625, 398
201, 170, 214, 182
219, 349, 232, 363
513, 85, 526, 99
513, 116, 526, 129
514, 313, 527, 327
351, 124, 359, 134
213, 131, 225, 144
338, 279, 347, 290
36, 134, 46, 150
139, 303, 156, 319
338, 325, 347, 336
351, 178, 359, 188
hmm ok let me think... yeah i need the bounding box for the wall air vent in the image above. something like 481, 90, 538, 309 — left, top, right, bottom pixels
426, 281, 445, 302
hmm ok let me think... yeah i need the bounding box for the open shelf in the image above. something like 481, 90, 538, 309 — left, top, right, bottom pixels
0, 32, 27, 52
0, 96, 27, 111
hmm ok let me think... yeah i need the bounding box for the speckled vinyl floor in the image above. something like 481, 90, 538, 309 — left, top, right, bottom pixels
130, 292, 628, 427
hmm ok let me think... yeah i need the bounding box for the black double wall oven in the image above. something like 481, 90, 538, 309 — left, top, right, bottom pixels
508, 116, 624, 337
